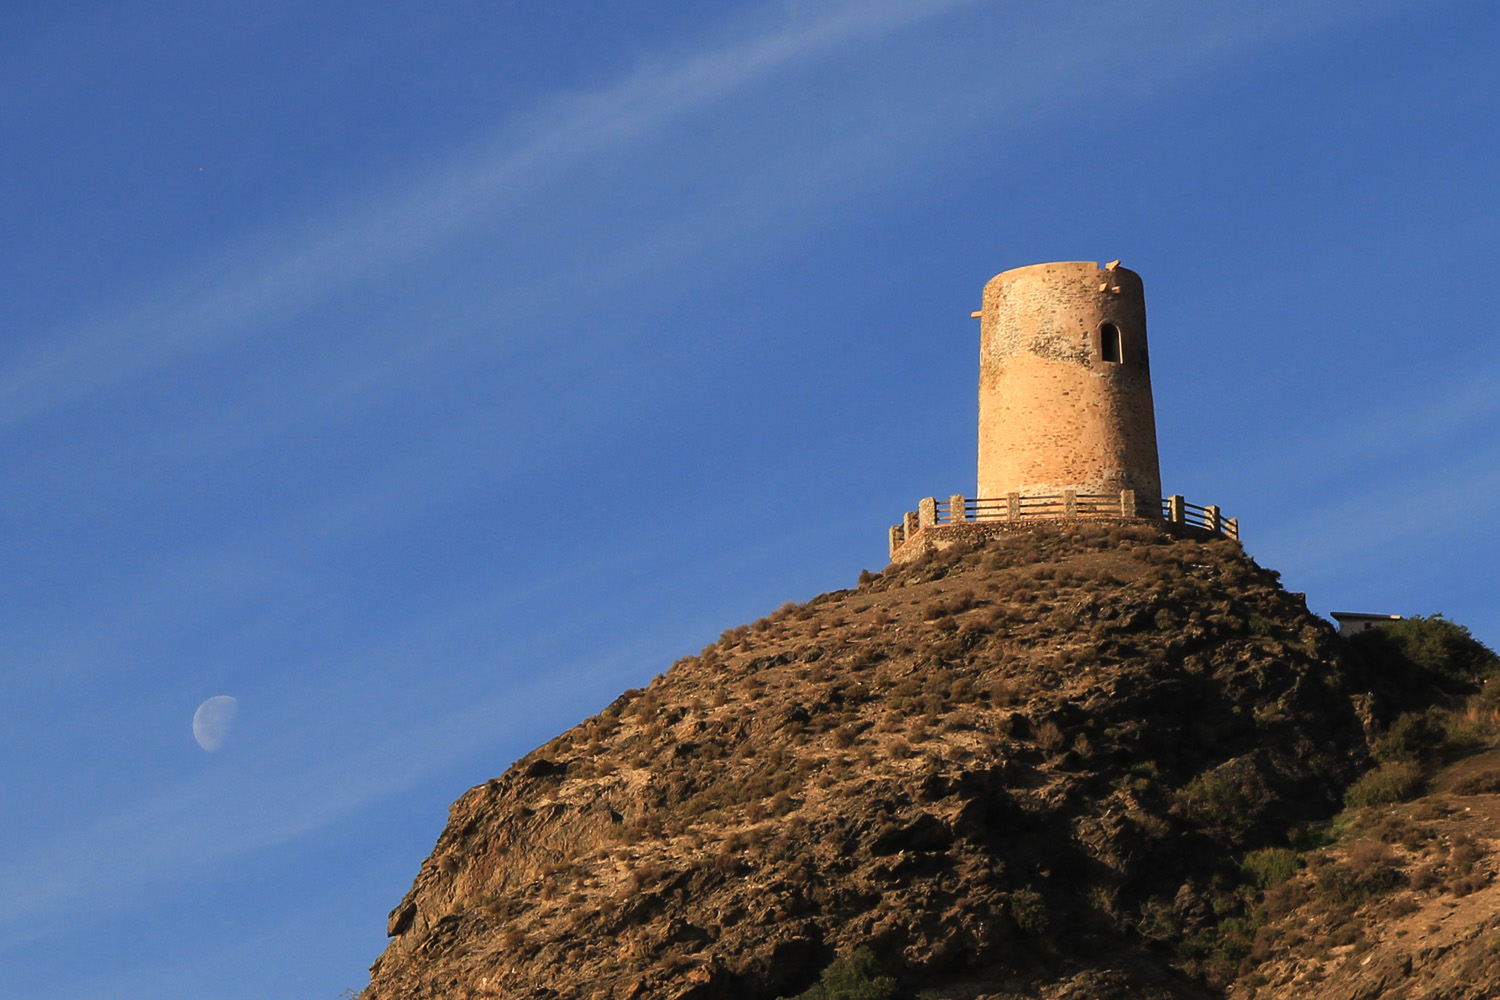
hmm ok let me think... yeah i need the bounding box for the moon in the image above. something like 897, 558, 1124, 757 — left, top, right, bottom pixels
193, 696, 239, 752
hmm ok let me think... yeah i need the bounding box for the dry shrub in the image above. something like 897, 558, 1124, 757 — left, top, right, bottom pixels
1452, 769, 1500, 796
1452, 872, 1489, 897
1413, 799, 1457, 823
1410, 864, 1441, 890
1450, 838, 1484, 870
1314, 857, 1404, 908
1036, 719, 1068, 752
1348, 839, 1394, 873
1380, 895, 1419, 919
941, 706, 980, 733
1261, 879, 1311, 920
990, 677, 1022, 706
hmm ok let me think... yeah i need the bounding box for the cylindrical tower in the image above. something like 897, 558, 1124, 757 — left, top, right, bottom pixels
977, 260, 1161, 503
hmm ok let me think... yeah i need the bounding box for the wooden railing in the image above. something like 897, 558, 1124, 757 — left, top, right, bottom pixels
1162, 496, 1235, 535
890, 489, 1238, 557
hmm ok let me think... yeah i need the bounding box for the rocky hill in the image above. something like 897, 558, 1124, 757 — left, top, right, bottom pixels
358, 522, 1496, 1000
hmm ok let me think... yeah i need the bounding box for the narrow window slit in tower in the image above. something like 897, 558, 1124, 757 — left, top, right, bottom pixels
1100, 323, 1122, 363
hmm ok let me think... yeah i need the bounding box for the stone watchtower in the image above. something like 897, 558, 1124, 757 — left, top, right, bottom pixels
977, 260, 1161, 504
888, 259, 1236, 562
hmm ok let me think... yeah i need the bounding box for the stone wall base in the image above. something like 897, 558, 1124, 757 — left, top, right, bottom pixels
888, 515, 1234, 565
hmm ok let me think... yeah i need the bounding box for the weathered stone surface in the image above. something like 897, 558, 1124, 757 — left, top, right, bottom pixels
977, 261, 1161, 503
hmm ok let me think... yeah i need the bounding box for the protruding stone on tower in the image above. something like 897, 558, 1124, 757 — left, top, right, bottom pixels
976, 260, 1162, 504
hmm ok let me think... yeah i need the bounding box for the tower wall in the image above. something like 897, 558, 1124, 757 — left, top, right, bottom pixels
977, 261, 1162, 502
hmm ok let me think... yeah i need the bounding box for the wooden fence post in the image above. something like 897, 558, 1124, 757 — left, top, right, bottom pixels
1168, 495, 1185, 523
1225, 517, 1239, 541
1204, 505, 1221, 534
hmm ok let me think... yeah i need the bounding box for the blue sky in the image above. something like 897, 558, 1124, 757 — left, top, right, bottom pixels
2, 2, 1497, 996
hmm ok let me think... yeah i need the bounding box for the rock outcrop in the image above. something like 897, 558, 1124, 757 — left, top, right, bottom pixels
361, 523, 1384, 999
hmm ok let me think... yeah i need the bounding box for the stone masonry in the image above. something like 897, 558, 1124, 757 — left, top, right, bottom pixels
977, 260, 1162, 502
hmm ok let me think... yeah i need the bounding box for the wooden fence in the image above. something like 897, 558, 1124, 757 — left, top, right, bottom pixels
890, 489, 1237, 557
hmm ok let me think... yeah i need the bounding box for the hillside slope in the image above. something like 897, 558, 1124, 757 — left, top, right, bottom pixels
362, 524, 1376, 999
1227, 749, 1500, 1000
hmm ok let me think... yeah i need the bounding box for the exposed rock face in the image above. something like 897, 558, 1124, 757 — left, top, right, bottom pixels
362, 524, 1376, 999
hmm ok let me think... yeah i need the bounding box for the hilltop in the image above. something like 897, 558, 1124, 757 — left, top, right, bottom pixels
359, 522, 1408, 998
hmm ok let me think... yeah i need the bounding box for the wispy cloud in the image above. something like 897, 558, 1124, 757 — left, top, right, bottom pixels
1199, 356, 1500, 493
1, 0, 1425, 434
1250, 443, 1500, 583
0, 0, 979, 433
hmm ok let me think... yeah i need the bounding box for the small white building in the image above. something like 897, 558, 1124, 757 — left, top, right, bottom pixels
1330, 611, 1402, 637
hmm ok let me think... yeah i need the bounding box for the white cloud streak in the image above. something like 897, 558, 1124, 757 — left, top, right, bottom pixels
1251, 446, 1500, 580
0, 0, 977, 432
1, 0, 1427, 435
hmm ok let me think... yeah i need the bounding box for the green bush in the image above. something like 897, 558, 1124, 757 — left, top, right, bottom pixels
1352, 614, 1500, 686
1344, 761, 1425, 808
1242, 847, 1299, 889
1178, 772, 1254, 835
1008, 887, 1048, 934
779, 949, 896, 1000
1376, 709, 1447, 763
